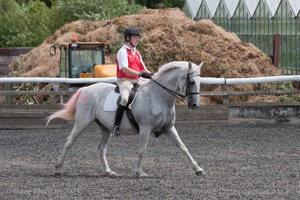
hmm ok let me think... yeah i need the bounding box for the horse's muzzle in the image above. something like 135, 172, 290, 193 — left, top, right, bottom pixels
188, 102, 200, 109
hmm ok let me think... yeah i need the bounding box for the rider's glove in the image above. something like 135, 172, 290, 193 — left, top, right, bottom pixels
139, 72, 153, 79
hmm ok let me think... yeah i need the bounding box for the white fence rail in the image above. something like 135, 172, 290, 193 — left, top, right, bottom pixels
1, 76, 300, 105
0, 77, 117, 84
1, 75, 300, 84
200, 75, 300, 85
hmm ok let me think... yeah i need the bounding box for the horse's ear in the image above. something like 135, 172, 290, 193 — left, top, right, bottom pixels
188, 61, 192, 69
198, 62, 204, 70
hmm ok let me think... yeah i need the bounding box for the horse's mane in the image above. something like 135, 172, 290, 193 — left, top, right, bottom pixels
154, 61, 186, 78
154, 61, 199, 77
138, 61, 199, 86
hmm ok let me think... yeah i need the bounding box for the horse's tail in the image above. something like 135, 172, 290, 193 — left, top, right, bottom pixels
45, 88, 83, 127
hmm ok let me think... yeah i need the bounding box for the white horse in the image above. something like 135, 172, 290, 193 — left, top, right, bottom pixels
46, 61, 204, 177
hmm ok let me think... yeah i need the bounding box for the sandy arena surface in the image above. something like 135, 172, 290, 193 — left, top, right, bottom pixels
0, 123, 299, 199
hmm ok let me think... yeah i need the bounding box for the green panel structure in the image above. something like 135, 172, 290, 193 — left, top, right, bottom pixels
183, 0, 300, 74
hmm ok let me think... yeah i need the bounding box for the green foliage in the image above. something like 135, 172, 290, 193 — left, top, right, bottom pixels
279, 94, 300, 102
259, 81, 300, 102
56, 0, 144, 21
259, 81, 293, 91
0, 0, 144, 47
0, 0, 54, 47
1, 0, 183, 47
135, 0, 185, 9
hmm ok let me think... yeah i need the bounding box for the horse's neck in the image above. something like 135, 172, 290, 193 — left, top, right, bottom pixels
155, 71, 182, 90
145, 71, 183, 106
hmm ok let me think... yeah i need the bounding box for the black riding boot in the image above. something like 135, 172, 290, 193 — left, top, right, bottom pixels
112, 104, 126, 136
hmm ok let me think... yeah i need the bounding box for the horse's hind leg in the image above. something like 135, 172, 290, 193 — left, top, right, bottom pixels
54, 121, 91, 175
96, 125, 119, 177
165, 126, 204, 176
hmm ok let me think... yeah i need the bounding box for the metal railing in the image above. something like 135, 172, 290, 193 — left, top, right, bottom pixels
1, 76, 300, 105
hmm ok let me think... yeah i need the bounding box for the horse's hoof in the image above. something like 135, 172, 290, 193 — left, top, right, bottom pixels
104, 171, 121, 178
195, 170, 205, 176
135, 171, 148, 178
154, 131, 162, 138
53, 171, 62, 176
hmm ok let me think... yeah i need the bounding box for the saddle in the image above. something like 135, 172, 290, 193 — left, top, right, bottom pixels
114, 84, 162, 137
115, 84, 140, 132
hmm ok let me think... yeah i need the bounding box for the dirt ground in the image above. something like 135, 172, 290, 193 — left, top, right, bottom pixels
0, 123, 299, 199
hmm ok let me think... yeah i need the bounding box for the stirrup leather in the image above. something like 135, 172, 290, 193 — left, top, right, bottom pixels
112, 125, 120, 136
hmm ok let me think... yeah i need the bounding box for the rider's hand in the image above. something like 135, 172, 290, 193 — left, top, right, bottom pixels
139, 72, 153, 79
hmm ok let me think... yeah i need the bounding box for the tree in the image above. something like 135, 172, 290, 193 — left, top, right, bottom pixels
55, 0, 144, 21
135, 0, 185, 8
0, 0, 54, 47
0, 0, 144, 47
41, 0, 52, 8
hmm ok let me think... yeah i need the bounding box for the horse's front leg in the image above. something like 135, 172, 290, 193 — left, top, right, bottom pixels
135, 129, 151, 178
165, 126, 204, 176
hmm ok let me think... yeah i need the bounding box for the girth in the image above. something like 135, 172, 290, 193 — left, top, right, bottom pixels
115, 84, 140, 132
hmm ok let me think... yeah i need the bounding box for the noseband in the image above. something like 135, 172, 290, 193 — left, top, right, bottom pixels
151, 63, 199, 102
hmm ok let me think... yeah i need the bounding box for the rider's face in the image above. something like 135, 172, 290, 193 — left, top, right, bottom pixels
129, 35, 139, 47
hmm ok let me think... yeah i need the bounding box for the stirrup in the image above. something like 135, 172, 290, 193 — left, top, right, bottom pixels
112, 125, 120, 136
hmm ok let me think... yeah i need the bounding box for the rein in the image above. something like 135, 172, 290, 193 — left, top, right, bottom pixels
151, 78, 186, 102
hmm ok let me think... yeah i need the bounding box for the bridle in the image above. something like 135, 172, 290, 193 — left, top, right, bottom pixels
151, 62, 200, 102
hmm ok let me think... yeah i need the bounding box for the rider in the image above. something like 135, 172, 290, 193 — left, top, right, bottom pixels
112, 27, 153, 136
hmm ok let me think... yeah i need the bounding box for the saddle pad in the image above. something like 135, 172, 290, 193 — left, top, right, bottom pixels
103, 91, 120, 111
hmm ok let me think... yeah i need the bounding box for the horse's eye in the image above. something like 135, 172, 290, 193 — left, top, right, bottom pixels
190, 80, 195, 84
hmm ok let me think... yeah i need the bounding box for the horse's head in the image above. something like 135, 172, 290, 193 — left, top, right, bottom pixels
150, 61, 203, 109
178, 62, 203, 109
